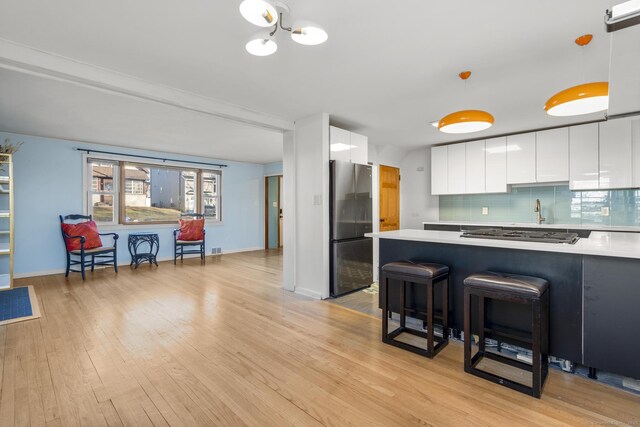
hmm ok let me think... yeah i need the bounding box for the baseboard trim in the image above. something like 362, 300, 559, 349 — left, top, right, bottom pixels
294, 287, 323, 300
14, 247, 268, 279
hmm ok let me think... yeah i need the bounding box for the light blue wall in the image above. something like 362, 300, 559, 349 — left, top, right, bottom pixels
1, 131, 271, 276
440, 185, 640, 226
264, 161, 283, 175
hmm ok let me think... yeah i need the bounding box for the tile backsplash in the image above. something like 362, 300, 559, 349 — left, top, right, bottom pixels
439, 185, 640, 226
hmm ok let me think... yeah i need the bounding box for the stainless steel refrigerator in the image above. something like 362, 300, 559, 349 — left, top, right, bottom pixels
330, 160, 373, 297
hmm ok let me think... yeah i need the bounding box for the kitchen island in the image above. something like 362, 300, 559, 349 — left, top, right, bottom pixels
366, 229, 640, 379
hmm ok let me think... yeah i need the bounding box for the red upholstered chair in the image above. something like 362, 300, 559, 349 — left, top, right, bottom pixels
173, 213, 206, 264
59, 214, 119, 280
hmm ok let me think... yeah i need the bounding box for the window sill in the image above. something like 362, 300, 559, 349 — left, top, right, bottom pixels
97, 221, 224, 231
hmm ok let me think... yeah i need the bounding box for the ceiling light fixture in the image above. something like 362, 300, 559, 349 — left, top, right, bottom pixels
240, 1, 327, 56
438, 71, 495, 134
544, 35, 609, 117
605, 0, 640, 32
245, 31, 278, 56
239, 0, 278, 27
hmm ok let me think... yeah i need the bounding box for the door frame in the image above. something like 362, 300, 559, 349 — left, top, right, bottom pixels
264, 174, 283, 250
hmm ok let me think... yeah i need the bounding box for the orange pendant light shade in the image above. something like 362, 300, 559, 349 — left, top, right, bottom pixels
544, 35, 609, 117
544, 82, 609, 117
438, 109, 495, 134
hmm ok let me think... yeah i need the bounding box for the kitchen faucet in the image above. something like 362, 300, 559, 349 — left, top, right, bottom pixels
534, 198, 546, 224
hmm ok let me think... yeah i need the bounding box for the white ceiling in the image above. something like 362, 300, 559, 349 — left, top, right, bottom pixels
0, 0, 618, 157
0, 68, 284, 163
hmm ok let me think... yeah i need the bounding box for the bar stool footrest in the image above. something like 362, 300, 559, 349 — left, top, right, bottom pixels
467, 351, 547, 398
384, 327, 448, 358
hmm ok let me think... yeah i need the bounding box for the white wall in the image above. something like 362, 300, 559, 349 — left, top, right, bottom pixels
282, 130, 295, 292
284, 113, 330, 299
400, 148, 439, 229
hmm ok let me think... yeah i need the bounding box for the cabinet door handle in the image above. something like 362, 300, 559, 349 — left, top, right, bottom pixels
380, 218, 385, 222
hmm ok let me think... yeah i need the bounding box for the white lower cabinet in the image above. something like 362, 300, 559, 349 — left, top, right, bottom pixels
599, 119, 633, 189
431, 145, 448, 195
536, 128, 569, 182
465, 140, 486, 194
485, 137, 507, 193
447, 143, 466, 194
569, 123, 599, 190
506, 133, 536, 184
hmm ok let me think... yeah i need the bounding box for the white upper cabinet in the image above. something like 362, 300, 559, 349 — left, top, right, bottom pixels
431, 145, 448, 195
329, 126, 368, 164
465, 140, 486, 194
329, 126, 351, 162
599, 119, 633, 189
349, 132, 368, 165
536, 128, 569, 183
569, 123, 599, 190
485, 137, 508, 193
447, 143, 466, 194
506, 133, 536, 184
632, 117, 640, 187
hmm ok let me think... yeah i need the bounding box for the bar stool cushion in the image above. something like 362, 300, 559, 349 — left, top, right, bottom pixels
464, 271, 548, 297
382, 261, 449, 279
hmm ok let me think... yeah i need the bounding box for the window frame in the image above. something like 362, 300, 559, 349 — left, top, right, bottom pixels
86, 159, 119, 226
83, 153, 223, 226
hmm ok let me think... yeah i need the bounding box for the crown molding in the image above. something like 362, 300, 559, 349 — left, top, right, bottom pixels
0, 38, 294, 132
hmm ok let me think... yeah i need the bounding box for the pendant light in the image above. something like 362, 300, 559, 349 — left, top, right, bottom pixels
291, 20, 328, 45
438, 71, 495, 134
240, 1, 327, 56
245, 31, 278, 56
239, 0, 278, 27
544, 35, 609, 117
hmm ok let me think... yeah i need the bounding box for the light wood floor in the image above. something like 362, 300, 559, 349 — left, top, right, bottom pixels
2, 250, 639, 426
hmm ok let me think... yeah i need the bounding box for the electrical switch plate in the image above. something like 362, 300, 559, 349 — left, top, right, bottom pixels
272, 201, 278, 208
601, 207, 610, 216
482, 207, 489, 215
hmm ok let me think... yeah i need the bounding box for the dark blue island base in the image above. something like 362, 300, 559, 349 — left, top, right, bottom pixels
378, 238, 640, 380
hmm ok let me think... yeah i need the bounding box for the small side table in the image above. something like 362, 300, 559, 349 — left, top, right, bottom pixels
128, 233, 159, 268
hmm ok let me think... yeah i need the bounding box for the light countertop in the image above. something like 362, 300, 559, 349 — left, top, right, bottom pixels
366, 229, 640, 259
422, 220, 640, 233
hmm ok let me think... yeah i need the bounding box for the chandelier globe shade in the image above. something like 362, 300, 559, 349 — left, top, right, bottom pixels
239, 0, 278, 27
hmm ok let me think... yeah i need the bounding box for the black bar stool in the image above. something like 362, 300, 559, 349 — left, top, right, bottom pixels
381, 261, 449, 358
463, 271, 550, 398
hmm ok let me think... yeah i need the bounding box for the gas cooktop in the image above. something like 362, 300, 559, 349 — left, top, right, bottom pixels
460, 228, 580, 244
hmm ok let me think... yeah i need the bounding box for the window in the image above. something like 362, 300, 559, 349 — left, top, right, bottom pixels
88, 160, 118, 224
202, 171, 221, 220
86, 157, 222, 224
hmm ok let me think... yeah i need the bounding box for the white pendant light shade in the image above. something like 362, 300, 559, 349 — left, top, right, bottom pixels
240, 0, 278, 27
246, 32, 278, 56
291, 20, 328, 45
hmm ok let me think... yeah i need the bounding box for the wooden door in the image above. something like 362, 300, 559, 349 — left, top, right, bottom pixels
379, 165, 400, 231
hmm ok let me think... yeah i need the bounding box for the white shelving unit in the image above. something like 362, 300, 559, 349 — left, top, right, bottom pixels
0, 153, 13, 290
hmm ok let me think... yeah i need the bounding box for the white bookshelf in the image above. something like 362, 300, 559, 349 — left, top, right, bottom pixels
0, 154, 13, 290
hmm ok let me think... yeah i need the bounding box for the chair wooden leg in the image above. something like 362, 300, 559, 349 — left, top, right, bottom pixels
65, 254, 70, 277
91, 255, 95, 272
113, 248, 118, 273
81, 257, 86, 281
427, 280, 434, 356
382, 275, 389, 342
399, 281, 406, 329
532, 298, 542, 398
478, 296, 485, 353
442, 277, 449, 338
464, 288, 472, 372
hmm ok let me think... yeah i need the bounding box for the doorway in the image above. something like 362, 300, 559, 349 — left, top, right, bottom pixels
379, 165, 400, 231
265, 175, 283, 249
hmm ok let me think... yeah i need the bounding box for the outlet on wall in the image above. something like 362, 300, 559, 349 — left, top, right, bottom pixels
601, 207, 610, 216
482, 207, 489, 215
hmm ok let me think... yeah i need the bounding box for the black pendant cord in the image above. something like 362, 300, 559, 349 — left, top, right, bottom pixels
75, 148, 228, 168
